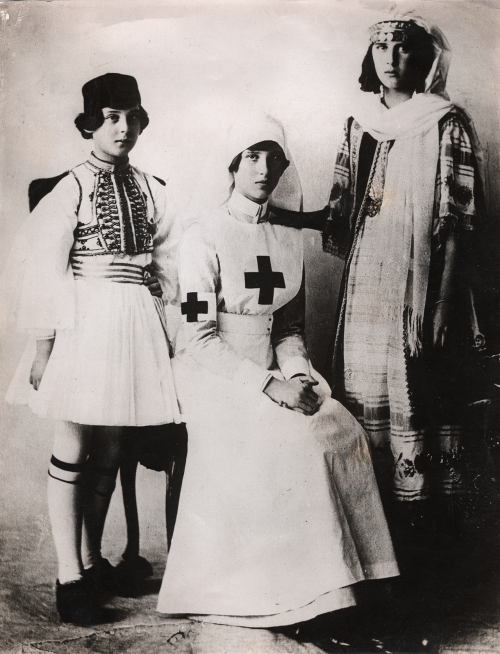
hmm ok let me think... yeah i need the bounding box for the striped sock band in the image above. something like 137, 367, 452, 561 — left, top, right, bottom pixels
48, 455, 86, 484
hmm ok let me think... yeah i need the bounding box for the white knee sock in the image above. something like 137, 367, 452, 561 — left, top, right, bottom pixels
48, 455, 85, 584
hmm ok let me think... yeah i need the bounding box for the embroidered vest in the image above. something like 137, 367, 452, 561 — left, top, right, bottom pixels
70, 154, 156, 256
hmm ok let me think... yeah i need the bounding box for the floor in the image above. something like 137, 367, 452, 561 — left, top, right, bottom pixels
2, 401, 500, 654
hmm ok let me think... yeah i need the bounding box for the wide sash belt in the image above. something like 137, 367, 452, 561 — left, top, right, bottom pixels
70, 256, 145, 284
217, 311, 273, 335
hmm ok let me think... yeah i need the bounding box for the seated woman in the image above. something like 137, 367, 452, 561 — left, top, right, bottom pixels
157, 113, 398, 628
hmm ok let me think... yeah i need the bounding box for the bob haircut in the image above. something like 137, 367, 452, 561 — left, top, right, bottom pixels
74, 106, 150, 140
228, 141, 290, 174
359, 27, 436, 94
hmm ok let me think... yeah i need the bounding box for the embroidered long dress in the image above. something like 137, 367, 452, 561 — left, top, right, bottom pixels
5, 153, 181, 427
323, 113, 492, 510
157, 189, 398, 628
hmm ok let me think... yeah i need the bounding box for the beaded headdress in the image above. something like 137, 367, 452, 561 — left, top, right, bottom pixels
367, 14, 451, 98
369, 19, 425, 43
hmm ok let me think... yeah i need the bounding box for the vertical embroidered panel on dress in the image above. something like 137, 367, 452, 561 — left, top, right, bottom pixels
93, 170, 153, 255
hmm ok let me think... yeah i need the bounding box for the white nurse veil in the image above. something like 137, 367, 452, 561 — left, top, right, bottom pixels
225, 111, 303, 212
186, 109, 303, 221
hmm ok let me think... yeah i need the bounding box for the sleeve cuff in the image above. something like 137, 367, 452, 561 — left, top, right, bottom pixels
234, 358, 273, 393
35, 330, 55, 340
280, 356, 310, 381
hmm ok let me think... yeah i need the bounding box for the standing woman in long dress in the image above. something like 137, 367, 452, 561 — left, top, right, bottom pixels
157, 112, 399, 628
272, 15, 496, 554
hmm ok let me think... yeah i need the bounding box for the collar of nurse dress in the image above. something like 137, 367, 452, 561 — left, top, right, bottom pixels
86, 151, 131, 175
227, 190, 269, 224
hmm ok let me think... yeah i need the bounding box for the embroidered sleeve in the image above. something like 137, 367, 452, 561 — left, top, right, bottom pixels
148, 176, 183, 306
323, 118, 354, 258
1, 174, 79, 335
434, 116, 476, 243
272, 269, 310, 379
177, 222, 272, 393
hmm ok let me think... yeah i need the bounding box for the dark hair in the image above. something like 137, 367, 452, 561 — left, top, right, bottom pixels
359, 29, 436, 94
229, 152, 243, 173
228, 141, 290, 173
74, 106, 150, 139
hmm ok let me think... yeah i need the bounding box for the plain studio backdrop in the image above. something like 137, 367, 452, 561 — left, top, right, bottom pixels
0, 0, 499, 560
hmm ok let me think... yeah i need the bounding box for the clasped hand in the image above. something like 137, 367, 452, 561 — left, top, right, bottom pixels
143, 266, 163, 298
264, 375, 319, 415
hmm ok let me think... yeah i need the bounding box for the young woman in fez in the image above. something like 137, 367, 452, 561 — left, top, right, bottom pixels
157, 112, 398, 628
4, 73, 184, 624
271, 15, 495, 556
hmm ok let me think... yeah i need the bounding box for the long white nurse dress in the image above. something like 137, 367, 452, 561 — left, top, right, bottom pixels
157, 190, 399, 627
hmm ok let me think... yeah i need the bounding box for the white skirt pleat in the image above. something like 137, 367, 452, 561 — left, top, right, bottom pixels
6, 278, 181, 427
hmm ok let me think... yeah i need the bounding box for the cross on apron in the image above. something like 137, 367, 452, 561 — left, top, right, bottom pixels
244, 256, 285, 305
181, 292, 209, 322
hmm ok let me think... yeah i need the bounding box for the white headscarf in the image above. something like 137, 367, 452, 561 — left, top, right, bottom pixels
410, 14, 451, 98
186, 110, 302, 221
353, 12, 453, 135
355, 11, 483, 174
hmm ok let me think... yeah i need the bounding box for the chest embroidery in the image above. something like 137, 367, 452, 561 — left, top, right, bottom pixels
363, 141, 390, 218
91, 169, 153, 255
244, 256, 285, 305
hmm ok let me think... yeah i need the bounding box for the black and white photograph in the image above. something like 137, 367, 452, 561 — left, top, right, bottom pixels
1, 0, 499, 652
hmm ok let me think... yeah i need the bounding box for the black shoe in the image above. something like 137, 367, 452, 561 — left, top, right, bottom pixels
56, 579, 100, 626
84, 558, 116, 597
85, 557, 143, 598
109, 556, 154, 598
115, 555, 154, 579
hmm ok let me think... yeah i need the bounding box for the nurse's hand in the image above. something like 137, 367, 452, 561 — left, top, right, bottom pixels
264, 376, 319, 415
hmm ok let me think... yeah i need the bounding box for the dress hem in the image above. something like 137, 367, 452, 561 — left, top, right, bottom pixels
158, 585, 357, 629
157, 567, 400, 628
6, 397, 183, 428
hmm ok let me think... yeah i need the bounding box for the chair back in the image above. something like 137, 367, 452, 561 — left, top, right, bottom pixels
28, 172, 69, 212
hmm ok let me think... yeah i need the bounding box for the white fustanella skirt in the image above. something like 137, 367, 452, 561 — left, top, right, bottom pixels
7, 268, 181, 427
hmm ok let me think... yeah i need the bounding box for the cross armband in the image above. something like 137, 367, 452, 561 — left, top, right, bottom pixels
181, 291, 216, 323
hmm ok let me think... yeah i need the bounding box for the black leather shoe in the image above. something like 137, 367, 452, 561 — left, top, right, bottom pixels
111, 555, 154, 597
85, 557, 145, 598
115, 555, 154, 578
84, 558, 116, 597
56, 579, 100, 626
